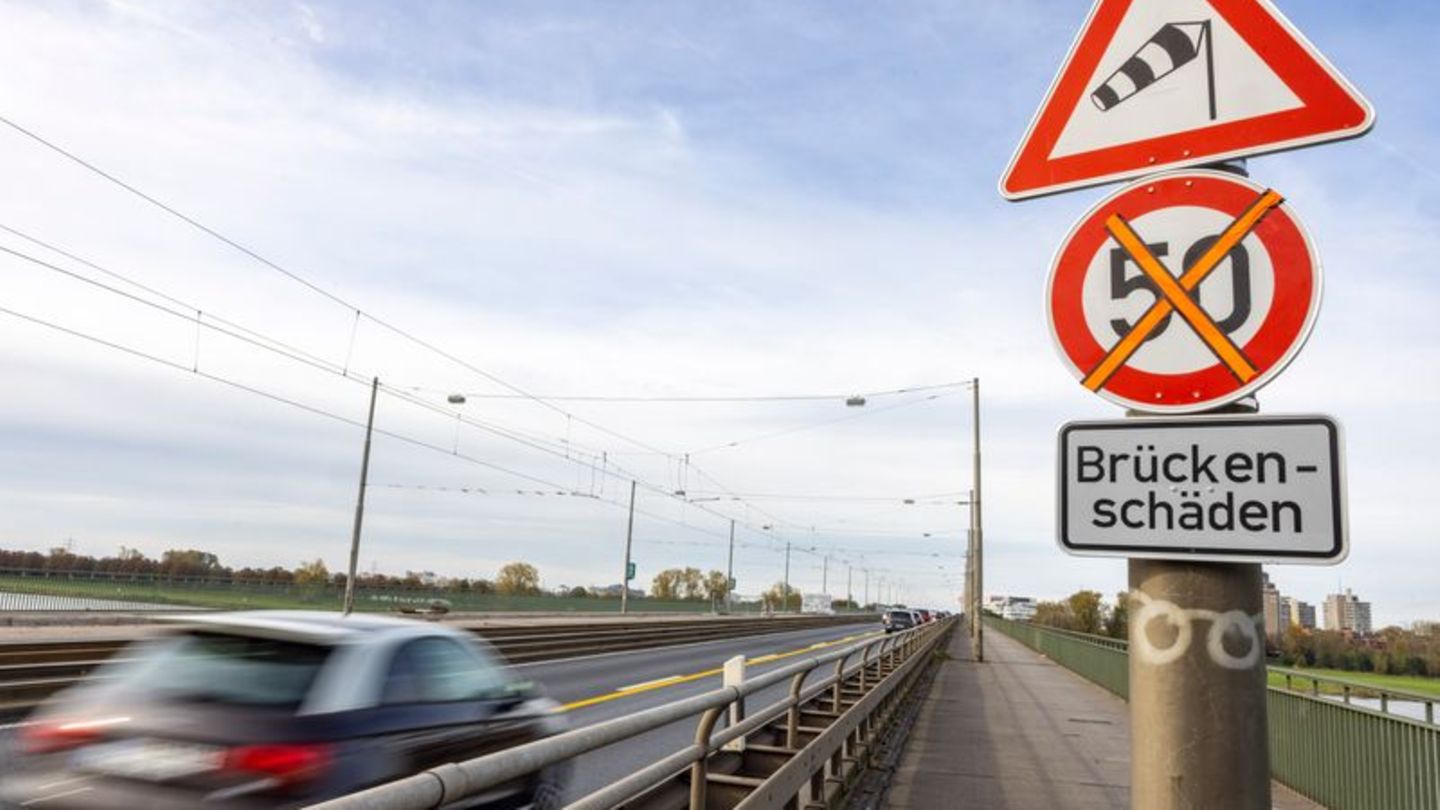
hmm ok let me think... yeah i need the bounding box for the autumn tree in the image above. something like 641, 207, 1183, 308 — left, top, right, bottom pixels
763, 582, 801, 612
703, 570, 731, 602
1103, 591, 1129, 639
1067, 590, 1105, 635
651, 569, 683, 600
294, 558, 330, 586
496, 562, 541, 595
679, 567, 704, 600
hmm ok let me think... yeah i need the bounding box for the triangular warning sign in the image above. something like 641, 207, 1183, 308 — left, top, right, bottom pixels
1000, 0, 1374, 201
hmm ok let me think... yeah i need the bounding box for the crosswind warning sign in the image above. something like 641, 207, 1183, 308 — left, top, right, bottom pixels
1000, 0, 1374, 200
1047, 169, 1320, 413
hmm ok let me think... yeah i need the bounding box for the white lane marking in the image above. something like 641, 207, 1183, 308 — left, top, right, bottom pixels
21, 786, 93, 806
615, 675, 682, 692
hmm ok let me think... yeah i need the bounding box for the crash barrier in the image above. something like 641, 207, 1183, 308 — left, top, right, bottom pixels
308, 618, 956, 810
0, 614, 875, 716
986, 616, 1440, 810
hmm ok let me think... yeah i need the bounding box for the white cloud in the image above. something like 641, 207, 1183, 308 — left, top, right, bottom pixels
0, 2, 1433, 625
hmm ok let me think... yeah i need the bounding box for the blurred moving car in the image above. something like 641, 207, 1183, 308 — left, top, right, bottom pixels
2, 611, 568, 809
915, 609, 933, 624
882, 609, 916, 634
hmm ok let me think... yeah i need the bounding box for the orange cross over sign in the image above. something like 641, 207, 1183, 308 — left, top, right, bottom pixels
1048, 171, 1319, 413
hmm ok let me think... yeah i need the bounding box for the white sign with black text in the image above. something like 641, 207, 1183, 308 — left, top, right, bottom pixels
1057, 415, 1346, 563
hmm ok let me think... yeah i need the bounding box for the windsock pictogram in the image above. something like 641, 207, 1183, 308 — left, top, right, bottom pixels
1091, 22, 1211, 114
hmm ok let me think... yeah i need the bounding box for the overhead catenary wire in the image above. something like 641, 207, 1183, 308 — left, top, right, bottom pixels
417, 380, 973, 404
0, 123, 926, 548
0, 116, 974, 561
0, 303, 762, 549
0, 112, 680, 461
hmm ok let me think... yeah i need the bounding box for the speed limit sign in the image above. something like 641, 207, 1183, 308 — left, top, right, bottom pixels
1047, 169, 1321, 413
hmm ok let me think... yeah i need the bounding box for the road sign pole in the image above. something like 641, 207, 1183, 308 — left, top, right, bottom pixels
620, 480, 636, 615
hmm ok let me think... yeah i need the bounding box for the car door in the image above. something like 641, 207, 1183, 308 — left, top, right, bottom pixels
379, 636, 534, 772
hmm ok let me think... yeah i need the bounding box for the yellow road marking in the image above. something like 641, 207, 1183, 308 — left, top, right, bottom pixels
555, 630, 882, 713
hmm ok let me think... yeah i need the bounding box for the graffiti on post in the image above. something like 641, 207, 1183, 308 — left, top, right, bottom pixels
1131, 590, 1263, 669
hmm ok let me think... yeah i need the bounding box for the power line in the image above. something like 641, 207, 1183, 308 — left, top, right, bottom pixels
417, 380, 973, 404
0, 116, 974, 549
0, 303, 758, 550
685, 391, 960, 455
0, 112, 677, 460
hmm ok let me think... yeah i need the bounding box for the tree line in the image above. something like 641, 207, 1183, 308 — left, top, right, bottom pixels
0, 546, 550, 596
1026, 588, 1440, 677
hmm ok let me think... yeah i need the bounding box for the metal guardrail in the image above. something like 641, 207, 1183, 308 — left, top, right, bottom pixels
1271, 665, 1438, 724
308, 618, 955, 810
0, 615, 876, 715
987, 616, 1440, 810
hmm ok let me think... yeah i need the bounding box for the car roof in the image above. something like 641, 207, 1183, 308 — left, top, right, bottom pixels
159, 610, 458, 645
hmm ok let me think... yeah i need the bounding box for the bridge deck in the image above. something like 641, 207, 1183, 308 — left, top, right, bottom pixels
882, 628, 1322, 809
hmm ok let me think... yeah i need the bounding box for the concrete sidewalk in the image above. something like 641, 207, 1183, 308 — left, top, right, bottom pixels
881, 629, 1321, 809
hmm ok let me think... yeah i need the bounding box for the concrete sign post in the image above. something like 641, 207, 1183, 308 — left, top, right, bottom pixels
1003, 1, 1372, 805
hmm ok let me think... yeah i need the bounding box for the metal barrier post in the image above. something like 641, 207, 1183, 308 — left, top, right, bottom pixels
723, 655, 747, 752
786, 669, 809, 749
689, 707, 724, 810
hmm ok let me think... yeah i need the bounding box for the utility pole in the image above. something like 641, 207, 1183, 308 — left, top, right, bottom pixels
725, 519, 735, 615
847, 564, 853, 608
620, 480, 637, 614
821, 554, 829, 595
971, 376, 984, 661
343, 376, 379, 617
864, 568, 870, 608
782, 541, 791, 613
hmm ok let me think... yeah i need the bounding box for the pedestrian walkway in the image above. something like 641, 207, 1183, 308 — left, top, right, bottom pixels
882, 628, 1322, 809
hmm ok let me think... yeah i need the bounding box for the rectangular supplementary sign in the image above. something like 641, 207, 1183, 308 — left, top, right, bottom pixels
1057, 415, 1346, 564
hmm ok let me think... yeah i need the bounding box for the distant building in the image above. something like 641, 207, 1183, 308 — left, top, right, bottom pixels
1323, 589, 1372, 635
1281, 596, 1316, 630
1002, 597, 1036, 622
987, 595, 1036, 621
1262, 573, 1283, 645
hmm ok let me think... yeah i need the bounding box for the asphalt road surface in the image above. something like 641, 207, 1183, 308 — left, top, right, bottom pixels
520, 621, 881, 801
0, 620, 881, 804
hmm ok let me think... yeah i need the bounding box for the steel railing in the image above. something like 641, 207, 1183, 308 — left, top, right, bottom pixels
308, 618, 955, 810
986, 615, 1440, 810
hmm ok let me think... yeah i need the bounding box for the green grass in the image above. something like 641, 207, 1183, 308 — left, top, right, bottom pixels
0, 575, 731, 614
1268, 667, 1440, 699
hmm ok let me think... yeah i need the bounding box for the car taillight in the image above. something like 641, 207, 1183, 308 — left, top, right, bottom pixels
20, 716, 130, 754
223, 743, 333, 786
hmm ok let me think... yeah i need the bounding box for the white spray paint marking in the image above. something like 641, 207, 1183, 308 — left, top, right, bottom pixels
1131, 591, 1263, 669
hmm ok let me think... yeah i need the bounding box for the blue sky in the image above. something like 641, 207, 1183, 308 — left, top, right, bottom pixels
0, 1, 1435, 624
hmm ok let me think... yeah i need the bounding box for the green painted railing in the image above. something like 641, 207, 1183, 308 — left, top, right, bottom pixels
986, 616, 1440, 810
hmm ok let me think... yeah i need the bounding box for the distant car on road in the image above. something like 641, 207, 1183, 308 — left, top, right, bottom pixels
882, 609, 917, 634
915, 609, 933, 624
2, 611, 568, 809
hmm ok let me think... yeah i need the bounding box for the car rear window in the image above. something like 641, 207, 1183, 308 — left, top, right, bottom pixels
115, 631, 332, 709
